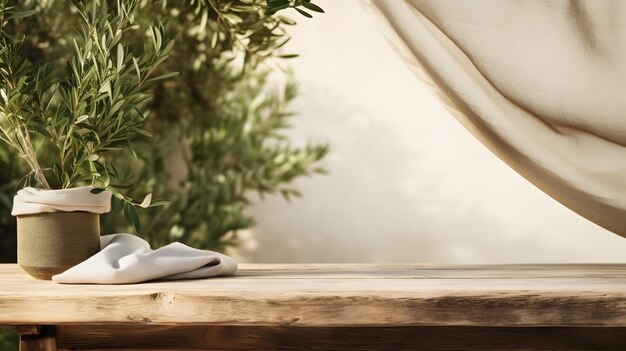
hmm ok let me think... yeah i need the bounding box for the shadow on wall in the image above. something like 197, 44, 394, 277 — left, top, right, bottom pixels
236, 86, 533, 263
234, 82, 626, 264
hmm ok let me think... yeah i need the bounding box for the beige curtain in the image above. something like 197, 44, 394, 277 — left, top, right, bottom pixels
363, 0, 626, 238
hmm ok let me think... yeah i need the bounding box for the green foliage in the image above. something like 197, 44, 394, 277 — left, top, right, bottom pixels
0, 0, 327, 253
99, 0, 328, 250
0, 0, 175, 231
0, 328, 17, 351
267, 0, 324, 18
187, 0, 323, 64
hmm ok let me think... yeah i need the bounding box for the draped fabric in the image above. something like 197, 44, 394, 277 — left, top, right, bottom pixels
363, 0, 626, 237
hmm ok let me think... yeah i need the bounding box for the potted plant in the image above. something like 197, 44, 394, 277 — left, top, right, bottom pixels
0, 0, 174, 279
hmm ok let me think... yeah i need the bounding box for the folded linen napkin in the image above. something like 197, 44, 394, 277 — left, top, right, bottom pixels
12, 186, 112, 215
53, 233, 238, 284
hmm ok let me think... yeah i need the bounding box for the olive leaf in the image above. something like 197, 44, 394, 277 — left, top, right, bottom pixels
0, 0, 176, 233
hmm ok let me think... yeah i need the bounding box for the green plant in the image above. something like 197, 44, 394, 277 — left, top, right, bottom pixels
0, 0, 175, 231
267, 0, 324, 18
0, 0, 328, 254
0, 328, 18, 351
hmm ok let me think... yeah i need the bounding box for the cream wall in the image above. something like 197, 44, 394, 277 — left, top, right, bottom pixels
233, 0, 626, 263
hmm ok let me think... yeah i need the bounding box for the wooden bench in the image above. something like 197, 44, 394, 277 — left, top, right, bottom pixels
1, 263, 626, 350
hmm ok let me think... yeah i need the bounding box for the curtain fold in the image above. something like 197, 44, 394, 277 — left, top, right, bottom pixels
363, 0, 626, 238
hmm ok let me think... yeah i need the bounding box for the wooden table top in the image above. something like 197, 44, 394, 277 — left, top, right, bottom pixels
2, 263, 626, 327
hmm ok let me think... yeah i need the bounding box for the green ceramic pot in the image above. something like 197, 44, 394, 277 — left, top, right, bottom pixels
17, 211, 100, 280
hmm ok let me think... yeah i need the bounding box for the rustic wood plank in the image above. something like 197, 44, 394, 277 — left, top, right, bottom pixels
56, 324, 626, 350
20, 326, 56, 351
5, 263, 626, 277
2, 264, 626, 326
3, 263, 626, 279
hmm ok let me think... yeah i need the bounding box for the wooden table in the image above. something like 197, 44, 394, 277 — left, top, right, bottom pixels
2, 263, 626, 350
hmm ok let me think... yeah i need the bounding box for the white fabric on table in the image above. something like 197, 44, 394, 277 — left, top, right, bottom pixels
52, 233, 238, 284
363, 0, 626, 237
12, 186, 112, 216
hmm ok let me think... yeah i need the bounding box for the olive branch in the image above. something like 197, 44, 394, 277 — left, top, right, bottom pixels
0, 0, 177, 232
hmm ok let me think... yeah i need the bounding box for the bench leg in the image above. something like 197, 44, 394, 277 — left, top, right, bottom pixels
20, 326, 56, 351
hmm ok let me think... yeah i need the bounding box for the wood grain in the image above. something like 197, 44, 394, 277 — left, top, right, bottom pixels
56, 324, 626, 350
2, 264, 626, 326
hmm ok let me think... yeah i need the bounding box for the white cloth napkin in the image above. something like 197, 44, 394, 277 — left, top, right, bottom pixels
12, 186, 112, 215
52, 233, 238, 284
